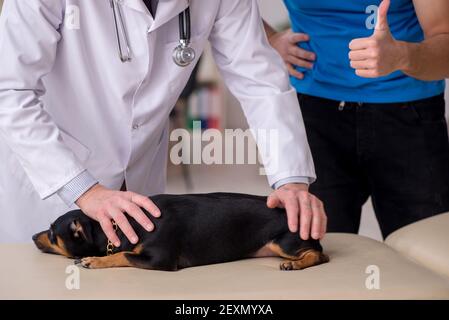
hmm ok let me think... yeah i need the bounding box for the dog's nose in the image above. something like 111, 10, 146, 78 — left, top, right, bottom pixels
32, 231, 45, 243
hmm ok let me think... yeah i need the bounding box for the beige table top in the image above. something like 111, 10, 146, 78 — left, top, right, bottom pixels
1, 234, 449, 300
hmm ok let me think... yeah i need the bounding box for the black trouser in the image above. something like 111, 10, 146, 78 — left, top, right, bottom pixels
298, 93, 449, 238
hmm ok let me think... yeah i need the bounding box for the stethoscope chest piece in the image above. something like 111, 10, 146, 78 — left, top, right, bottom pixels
173, 40, 196, 67
172, 6, 195, 67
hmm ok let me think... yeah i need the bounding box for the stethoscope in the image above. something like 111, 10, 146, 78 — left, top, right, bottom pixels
110, 0, 196, 67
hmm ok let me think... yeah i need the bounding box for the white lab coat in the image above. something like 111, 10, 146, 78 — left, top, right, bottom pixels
0, 0, 315, 242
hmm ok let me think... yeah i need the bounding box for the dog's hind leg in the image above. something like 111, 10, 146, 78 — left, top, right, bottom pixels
267, 233, 329, 271
278, 249, 329, 271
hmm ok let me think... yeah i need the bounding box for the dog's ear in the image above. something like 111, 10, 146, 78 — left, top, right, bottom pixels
70, 220, 92, 242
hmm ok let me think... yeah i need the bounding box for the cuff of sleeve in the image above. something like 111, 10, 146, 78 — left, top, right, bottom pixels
57, 170, 98, 206
272, 176, 311, 190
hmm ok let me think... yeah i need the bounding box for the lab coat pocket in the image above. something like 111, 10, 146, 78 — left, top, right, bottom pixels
59, 131, 91, 164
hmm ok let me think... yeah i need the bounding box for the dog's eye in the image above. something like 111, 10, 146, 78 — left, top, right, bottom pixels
69, 221, 84, 241
49, 228, 57, 245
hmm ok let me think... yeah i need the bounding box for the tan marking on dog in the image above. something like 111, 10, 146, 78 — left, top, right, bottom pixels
280, 249, 329, 271
55, 236, 71, 257
251, 242, 279, 258
133, 243, 144, 254
78, 252, 136, 269
266, 242, 299, 260
71, 221, 86, 239
36, 233, 71, 257
253, 242, 329, 270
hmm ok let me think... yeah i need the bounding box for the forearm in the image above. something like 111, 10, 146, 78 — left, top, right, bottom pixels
262, 19, 276, 39
399, 34, 449, 81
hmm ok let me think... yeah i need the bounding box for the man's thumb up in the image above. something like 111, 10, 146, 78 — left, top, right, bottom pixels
375, 0, 391, 32
349, 0, 403, 78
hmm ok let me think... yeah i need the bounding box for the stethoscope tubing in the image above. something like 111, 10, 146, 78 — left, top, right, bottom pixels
110, 0, 132, 62
178, 7, 191, 43
111, 0, 194, 66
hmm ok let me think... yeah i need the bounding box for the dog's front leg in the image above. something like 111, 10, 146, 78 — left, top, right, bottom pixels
75, 252, 178, 271
75, 252, 138, 269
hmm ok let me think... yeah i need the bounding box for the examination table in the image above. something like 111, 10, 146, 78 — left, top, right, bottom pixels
1, 213, 449, 300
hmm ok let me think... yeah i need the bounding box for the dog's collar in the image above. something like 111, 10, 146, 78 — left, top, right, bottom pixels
106, 220, 118, 256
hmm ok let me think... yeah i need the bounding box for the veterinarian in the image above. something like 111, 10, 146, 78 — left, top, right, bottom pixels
264, 0, 449, 237
0, 0, 326, 243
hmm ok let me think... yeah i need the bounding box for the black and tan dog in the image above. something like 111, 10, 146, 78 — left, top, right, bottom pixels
33, 193, 329, 271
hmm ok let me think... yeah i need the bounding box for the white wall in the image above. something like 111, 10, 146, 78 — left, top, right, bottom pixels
258, 0, 289, 29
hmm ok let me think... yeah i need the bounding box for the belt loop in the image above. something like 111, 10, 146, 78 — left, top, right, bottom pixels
338, 101, 346, 111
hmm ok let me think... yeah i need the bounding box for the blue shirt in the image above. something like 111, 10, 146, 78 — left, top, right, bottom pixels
283, 0, 445, 103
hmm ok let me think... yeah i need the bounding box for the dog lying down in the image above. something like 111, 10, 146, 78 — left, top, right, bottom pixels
33, 193, 329, 271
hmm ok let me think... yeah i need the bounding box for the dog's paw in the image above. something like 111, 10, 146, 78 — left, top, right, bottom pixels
74, 257, 98, 269
279, 261, 294, 271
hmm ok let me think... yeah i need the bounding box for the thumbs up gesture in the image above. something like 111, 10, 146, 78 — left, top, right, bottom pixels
349, 0, 406, 78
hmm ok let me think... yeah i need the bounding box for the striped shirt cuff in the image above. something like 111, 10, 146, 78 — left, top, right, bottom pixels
272, 176, 311, 190
57, 170, 98, 206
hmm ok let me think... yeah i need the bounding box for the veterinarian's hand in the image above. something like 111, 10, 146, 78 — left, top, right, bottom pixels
76, 184, 161, 247
268, 28, 316, 80
349, 0, 406, 78
267, 183, 327, 240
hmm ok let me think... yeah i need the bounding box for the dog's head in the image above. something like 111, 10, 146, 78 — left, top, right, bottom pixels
32, 210, 101, 258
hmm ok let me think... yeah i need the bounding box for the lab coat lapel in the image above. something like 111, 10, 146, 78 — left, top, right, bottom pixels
121, 0, 150, 15
148, 0, 189, 32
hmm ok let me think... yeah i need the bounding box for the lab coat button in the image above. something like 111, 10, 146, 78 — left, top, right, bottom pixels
132, 124, 140, 130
